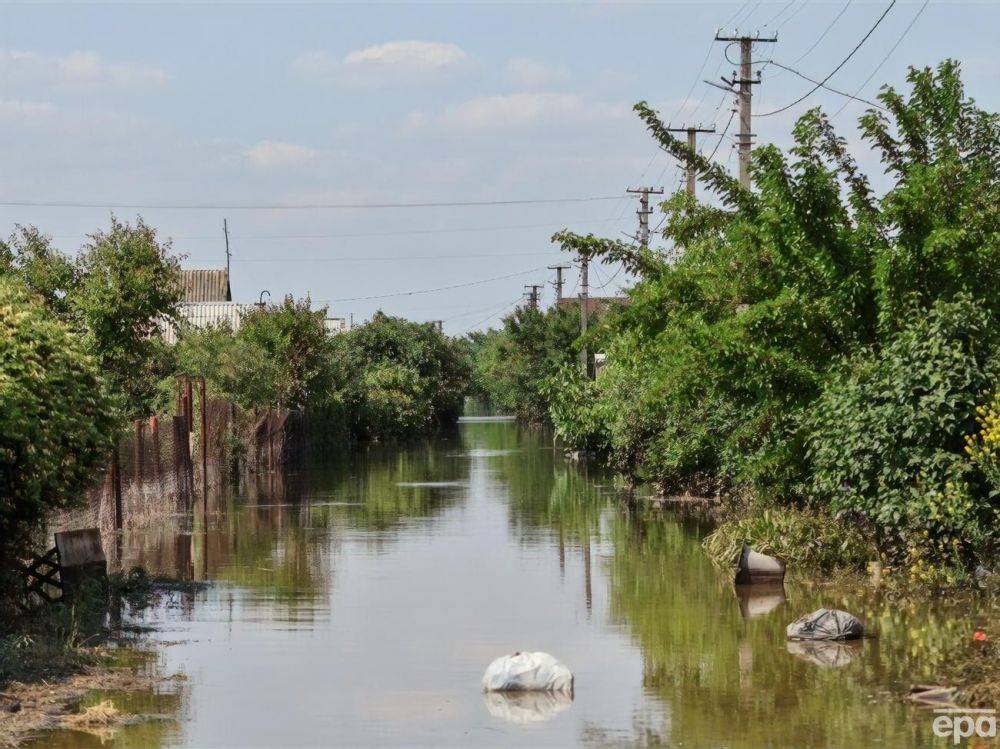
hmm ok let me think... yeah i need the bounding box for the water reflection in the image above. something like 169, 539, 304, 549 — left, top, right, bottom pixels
482, 691, 573, 724
735, 582, 787, 620
36, 418, 994, 748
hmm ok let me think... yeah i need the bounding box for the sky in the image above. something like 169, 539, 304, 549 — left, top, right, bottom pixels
1, 0, 997, 334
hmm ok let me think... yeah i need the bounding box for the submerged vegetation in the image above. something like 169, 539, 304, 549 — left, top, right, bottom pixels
470, 61, 1000, 580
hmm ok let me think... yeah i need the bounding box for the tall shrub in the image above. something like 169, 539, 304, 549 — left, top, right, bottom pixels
0, 278, 117, 561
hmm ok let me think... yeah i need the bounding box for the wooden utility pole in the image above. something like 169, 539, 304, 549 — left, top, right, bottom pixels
223, 219, 231, 271
548, 264, 570, 302
714, 31, 776, 188
626, 186, 664, 248
523, 284, 542, 311
579, 254, 589, 376
666, 125, 716, 197
199, 378, 208, 514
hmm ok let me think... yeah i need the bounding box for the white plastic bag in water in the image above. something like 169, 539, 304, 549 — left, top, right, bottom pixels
482, 652, 574, 694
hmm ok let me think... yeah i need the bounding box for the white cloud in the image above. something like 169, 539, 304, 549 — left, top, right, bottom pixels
345, 41, 466, 72
0, 99, 57, 122
291, 41, 467, 86
504, 58, 570, 88
404, 92, 628, 134
0, 50, 169, 90
243, 140, 318, 169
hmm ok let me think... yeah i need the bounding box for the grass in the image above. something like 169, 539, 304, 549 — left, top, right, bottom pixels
702, 494, 877, 573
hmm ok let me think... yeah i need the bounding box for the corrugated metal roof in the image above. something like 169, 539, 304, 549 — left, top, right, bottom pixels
180, 268, 231, 302
160, 302, 257, 344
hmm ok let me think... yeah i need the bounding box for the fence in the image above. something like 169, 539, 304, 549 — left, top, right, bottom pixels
58, 378, 301, 537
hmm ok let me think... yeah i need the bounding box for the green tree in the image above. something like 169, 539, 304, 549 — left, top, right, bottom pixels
469, 304, 582, 422
73, 217, 182, 419
171, 323, 282, 411
0, 226, 78, 317
542, 61, 1000, 570
236, 297, 336, 410
329, 312, 469, 439
0, 278, 117, 563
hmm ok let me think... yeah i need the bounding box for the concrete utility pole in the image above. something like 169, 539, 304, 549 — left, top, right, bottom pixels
666, 125, 716, 197
548, 264, 570, 302
523, 284, 542, 311
714, 31, 776, 188
579, 255, 589, 376
626, 186, 664, 248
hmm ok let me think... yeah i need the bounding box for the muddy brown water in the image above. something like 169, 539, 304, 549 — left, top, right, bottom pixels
31, 417, 989, 747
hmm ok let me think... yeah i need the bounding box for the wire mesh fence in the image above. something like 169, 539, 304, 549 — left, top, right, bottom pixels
58, 378, 302, 537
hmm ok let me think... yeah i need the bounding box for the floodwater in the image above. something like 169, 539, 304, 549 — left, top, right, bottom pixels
34, 417, 987, 747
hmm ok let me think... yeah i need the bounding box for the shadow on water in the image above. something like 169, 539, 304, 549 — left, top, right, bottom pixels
33, 418, 992, 747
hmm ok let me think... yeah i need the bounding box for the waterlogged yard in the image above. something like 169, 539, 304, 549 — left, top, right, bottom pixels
33, 418, 991, 747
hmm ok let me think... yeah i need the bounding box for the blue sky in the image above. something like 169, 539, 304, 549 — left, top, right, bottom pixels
1, 1, 997, 333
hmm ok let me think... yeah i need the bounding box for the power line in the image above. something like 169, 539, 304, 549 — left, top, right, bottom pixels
233, 251, 562, 264
444, 296, 524, 324
0, 195, 624, 212
775, 0, 809, 31
317, 265, 549, 303
763, 60, 885, 109
708, 108, 738, 162
832, 0, 929, 119
763, 0, 796, 29
46, 217, 631, 243
792, 0, 852, 64
670, 43, 716, 125
458, 298, 523, 334
758, 0, 897, 117
592, 263, 625, 291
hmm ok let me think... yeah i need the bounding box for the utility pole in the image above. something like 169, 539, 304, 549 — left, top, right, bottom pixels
523, 284, 542, 311
548, 264, 570, 302
579, 255, 589, 377
666, 125, 716, 197
714, 31, 776, 188
223, 218, 232, 301
626, 186, 664, 249
223, 218, 231, 274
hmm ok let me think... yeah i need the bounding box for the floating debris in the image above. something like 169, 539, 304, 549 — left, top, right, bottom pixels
482, 652, 574, 694
735, 543, 786, 585
787, 608, 864, 641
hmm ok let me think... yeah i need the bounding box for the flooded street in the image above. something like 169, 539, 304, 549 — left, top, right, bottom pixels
37, 417, 975, 747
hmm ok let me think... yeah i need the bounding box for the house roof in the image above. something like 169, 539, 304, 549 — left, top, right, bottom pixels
180, 268, 231, 302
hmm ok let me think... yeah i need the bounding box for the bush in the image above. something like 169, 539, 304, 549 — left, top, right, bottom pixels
330, 312, 469, 440
237, 297, 336, 410
0, 278, 117, 562
807, 296, 1000, 566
